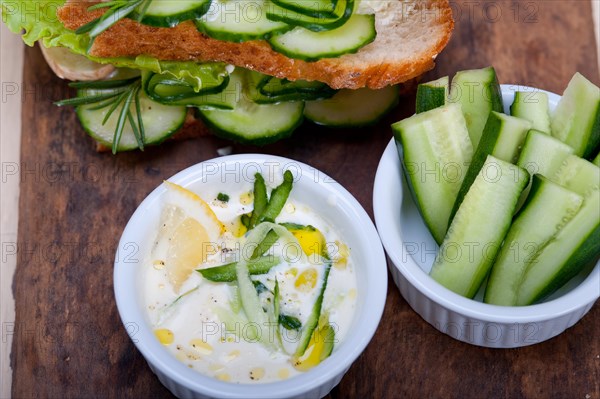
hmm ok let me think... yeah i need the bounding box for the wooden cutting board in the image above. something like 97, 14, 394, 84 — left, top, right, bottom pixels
11, 1, 600, 398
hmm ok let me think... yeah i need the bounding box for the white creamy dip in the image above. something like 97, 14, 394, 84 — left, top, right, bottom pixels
143, 176, 357, 383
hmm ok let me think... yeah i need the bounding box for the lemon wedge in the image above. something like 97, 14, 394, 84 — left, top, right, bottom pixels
156, 181, 224, 293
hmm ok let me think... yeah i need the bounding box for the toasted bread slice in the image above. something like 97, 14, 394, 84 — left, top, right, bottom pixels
57, 0, 453, 89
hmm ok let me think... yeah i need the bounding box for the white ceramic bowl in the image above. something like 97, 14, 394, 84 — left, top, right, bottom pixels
373, 85, 600, 348
114, 154, 388, 398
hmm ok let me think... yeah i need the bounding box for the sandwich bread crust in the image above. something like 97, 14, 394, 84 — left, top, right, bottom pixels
57, 0, 454, 89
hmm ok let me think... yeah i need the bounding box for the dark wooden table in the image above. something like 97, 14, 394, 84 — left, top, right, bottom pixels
11, 1, 600, 398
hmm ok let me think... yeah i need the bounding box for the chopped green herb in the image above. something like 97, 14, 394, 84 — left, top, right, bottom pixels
253, 280, 270, 295
217, 192, 230, 202
56, 77, 146, 154
196, 256, 281, 282
279, 314, 302, 330
260, 170, 294, 223
249, 173, 268, 229
240, 213, 251, 228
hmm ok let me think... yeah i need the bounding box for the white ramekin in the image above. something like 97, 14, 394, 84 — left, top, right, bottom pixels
373, 85, 600, 348
114, 154, 388, 398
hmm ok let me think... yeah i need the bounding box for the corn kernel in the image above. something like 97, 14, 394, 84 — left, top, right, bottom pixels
239, 191, 253, 205
278, 368, 290, 379
224, 350, 240, 362
334, 241, 349, 270
295, 268, 318, 292
154, 329, 174, 345
249, 367, 265, 381
290, 229, 326, 256
233, 217, 248, 237
348, 288, 357, 299
286, 267, 298, 278
209, 363, 224, 372
190, 339, 213, 355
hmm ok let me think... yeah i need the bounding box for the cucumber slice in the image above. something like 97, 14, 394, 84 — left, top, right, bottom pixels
416, 76, 449, 114
266, 0, 353, 32
258, 76, 334, 98
294, 259, 332, 357
517, 129, 575, 179
235, 257, 277, 349
197, 70, 304, 145
293, 322, 335, 370
76, 89, 186, 151
271, 0, 338, 18
304, 85, 398, 127
197, 0, 290, 42
517, 173, 599, 304
136, 0, 211, 27
246, 71, 335, 104
268, 13, 375, 62
484, 175, 583, 306
142, 70, 232, 108
510, 91, 551, 133
430, 156, 529, 298
449, 67, 503, 148
551, 72, 600, 159
449, 112, 531, 225
392, 104, 474, 244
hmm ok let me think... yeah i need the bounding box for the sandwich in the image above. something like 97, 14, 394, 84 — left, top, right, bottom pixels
1, 0, 453, 152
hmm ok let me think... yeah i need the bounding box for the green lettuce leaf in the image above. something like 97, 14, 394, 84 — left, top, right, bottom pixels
0, 0, 226, 90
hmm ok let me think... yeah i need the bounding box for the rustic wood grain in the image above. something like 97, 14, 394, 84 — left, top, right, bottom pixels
11, 0, 600, 398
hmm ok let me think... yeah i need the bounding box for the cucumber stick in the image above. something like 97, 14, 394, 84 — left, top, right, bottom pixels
304, 85, 398, 127
517, 129, 575, 179
430, 155, 529, 298
392, 104, 473, 244
449, 112, 531, 226
484, 175, 583, 306
268, 13, 376, 62
510, 91, 551, 133
551, 72, 600, 159
551, 154, 600, 197
416, 76, 448, 114
516, 156, 600, 305
449, 67, 503, 148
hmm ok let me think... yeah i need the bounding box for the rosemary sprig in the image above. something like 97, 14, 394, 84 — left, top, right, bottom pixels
76, 0, 154, 39
56, 78, 146, 154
